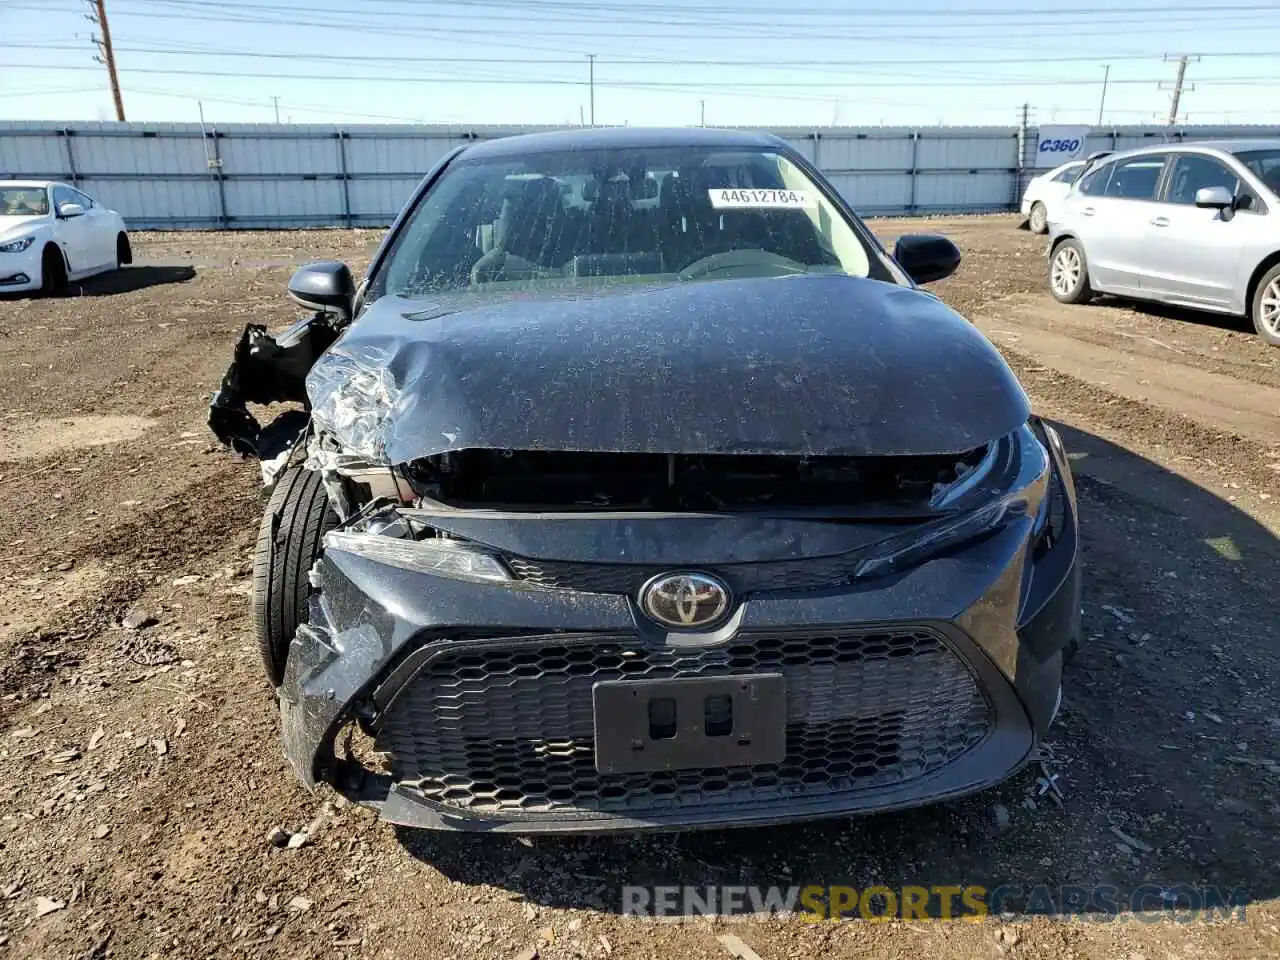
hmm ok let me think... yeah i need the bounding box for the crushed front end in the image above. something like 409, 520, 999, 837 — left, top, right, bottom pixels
281, 424, 1079, 833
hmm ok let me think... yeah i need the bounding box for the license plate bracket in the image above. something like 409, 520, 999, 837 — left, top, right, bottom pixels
593, 674, 786, 774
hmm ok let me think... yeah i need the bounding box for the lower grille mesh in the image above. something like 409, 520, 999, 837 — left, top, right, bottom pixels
376, 628, 992, 819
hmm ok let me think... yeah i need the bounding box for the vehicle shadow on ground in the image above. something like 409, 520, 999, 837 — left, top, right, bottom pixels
72, 264, 196, 296
1094, 294, 1257, 337
395, 422, 1279, 920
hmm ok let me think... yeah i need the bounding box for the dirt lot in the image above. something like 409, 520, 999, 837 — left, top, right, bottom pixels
0, 216, 1277, 960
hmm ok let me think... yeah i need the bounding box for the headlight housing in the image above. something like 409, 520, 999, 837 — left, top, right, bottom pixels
856, 424, 1050, 579
306, 345, 399, 463
324, 530, 511, 583
0, 236, 35, 254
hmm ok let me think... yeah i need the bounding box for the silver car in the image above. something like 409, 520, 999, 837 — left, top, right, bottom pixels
1047, 139, 1280, 346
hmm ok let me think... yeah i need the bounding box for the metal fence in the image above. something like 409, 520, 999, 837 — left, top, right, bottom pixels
1, 121, 1276, 230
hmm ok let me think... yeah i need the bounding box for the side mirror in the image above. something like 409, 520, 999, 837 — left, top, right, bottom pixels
57, 202, 86, 218
893, 234, 961, 285
1194, 185, 1233, 210
288, 261, 354, 322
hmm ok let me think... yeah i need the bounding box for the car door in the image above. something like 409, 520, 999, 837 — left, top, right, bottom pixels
1140, 152, 1258, 309
50, 184, 92, 275
1074, 153, 1168, 293
1042, 162, 1084, 207
74, 188, 117, 270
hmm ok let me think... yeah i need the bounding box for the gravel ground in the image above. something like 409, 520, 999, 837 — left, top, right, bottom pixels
0, 215, 1277, 960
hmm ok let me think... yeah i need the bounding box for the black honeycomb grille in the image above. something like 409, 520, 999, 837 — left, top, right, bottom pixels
376, 628, 992, 819
503, 552, 869, 596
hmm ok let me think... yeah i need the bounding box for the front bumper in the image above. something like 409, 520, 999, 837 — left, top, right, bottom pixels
0, 246, 40, 292
279, 429, 1081, 833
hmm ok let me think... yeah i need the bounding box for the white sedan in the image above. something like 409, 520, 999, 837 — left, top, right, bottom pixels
1020, 160, 1086, 234
0, 180, 130, 295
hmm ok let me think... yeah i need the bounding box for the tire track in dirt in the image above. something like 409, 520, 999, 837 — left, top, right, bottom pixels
981, 292, 1280, 391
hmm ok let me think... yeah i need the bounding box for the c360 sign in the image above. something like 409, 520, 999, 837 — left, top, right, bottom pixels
1033, 125, 1091, 168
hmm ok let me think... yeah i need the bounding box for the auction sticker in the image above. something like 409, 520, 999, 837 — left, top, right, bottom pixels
708, 188, 815, 209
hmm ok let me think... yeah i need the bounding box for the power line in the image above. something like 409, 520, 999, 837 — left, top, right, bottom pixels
116, 0, 1280, 20
30, 2, 1280, 43
10, 41, 1280, 67
14, 2, 1280, 65
6, 62, 1278, 88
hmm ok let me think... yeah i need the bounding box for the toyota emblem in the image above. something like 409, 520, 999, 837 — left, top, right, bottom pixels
640, 572, 731, 630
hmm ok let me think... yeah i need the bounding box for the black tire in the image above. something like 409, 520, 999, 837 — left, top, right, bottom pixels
1028, 201, 1048, 235
252, 467, 339, 687
116, 232, 132, 267
1048, 238, 1093, 304
1250, 262, 1280, 347
40, 245, 67, 296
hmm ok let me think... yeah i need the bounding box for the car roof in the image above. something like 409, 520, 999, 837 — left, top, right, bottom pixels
460, 126, 789, 160
0, 180, 54, 189
1098, 138, 1280, 162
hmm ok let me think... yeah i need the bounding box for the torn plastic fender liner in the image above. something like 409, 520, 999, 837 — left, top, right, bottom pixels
207, 313, 341, 461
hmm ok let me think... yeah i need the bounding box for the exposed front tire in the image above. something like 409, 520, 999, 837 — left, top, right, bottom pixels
1049, 239, 1093, 304
116, 232, 132, 268
1028, 201, 1048, 235
252, 467, 339, 687
40, 245, 67, 296
1250, 262, 1280, 347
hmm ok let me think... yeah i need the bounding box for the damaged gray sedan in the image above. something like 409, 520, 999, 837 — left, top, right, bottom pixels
209, 127, 1081, 833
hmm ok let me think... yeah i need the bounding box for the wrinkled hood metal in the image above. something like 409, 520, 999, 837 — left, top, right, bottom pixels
307, 274, 1030, 464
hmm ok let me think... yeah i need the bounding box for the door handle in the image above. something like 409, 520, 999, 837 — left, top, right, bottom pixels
1081, 207, 1095, 216
1150, 216, 1170, 227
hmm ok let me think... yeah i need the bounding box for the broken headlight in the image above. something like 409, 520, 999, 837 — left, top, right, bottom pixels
306, 347, 398, 463
323, 530, 511, 584
856, 425, 1049, 579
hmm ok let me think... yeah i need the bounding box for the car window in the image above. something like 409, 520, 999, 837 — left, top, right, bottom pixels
1077, 163, 1112, 196
1232, 148, 1280, 199
371, 145, 887, 298
71, 188, 95, 208
0, 186, 50, 216
51, 185, 79, 209
1165, 154, 1240, 205
1103, 156, 1166, 200
1052, 164, 1084, 184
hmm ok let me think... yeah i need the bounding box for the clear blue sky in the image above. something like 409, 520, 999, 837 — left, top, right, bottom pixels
2, 0, 1279, 127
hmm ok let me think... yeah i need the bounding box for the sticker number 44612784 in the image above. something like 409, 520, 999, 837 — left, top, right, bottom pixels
708, 188, 816, 209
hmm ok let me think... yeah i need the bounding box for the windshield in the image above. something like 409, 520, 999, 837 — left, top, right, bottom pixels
1233, 149, 1280, 196
0, 187, 49, 217
372, 145, 881, 298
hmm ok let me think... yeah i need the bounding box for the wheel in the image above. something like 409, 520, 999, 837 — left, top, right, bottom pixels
251, 467, 339, 686
1028, 201, 1048, 235
116, 232, 132, 268
1250, 262, 1280, 347
40, 245, 67, 296
1049, 239, 1093, 304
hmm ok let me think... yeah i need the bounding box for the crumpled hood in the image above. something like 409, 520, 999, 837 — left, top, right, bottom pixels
306, 274, 1030, 464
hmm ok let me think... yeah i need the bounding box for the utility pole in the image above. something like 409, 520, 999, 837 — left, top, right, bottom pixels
272, 96, 280, 123
587, 54, 596, 126
1162, 54, 1199, 126
700, 99, 706, 126
86, 0, 125, 121
1097, 64, 1110, 126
